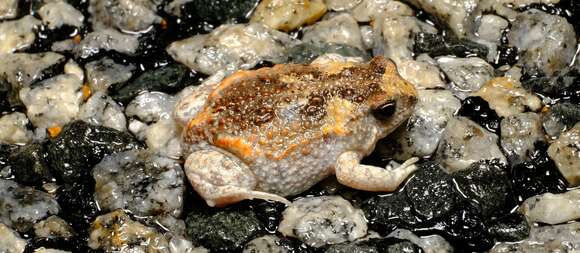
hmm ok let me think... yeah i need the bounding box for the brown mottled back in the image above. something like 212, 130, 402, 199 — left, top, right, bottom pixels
185, 56, 416, 163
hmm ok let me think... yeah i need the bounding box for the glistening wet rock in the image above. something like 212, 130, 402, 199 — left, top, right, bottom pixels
510, 142, 568, 201
413, 32, 489, 58
361, 192, 419, 235
174, 0, 259, 25
278, 196, 367, 248
0, 179, 60, 232
404, 162, 458, 220
111, 63, 195, 104
185, 207, 264, 252
93, 150, 185, 217
56, 182, 100, 234
7, 142, 54, 186
47, 121, 141, 183
542, 102, 580, 138
486, 213, 530, 242
287, 42, 369, 64
458, 96, 502, 134
452, 160, 514, 217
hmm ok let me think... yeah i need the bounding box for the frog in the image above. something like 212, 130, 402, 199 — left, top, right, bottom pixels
175, 56, 418, 207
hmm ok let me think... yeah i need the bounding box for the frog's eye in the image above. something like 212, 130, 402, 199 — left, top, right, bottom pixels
373, 101, 396, 120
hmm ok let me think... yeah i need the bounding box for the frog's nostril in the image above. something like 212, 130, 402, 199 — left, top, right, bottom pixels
373, 101, 397, 120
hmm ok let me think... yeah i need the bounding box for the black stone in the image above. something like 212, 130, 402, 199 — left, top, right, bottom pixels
326, 238, 422, 253
413, 32, 489, 58
543, 102, 580, 132
110, 63, 196, 104
452, 160, 515, 217
486, 213, 530, 242
47, 121, 141, 183
0, 81, 12, 112
458, 96, 502, 134
25, 236, 102, 253
25, 23, 89, 55
510, 142, 568, 201
8, 143, 55, 186
428, 206, 494, 252
180, 0, 259, 25
288, 42, 371, 64
56, 181, 100, 234
492, 45, 519, 68
522, 66, 580, 97
361, 193, 420, 235
0, 144, 16, 171
185, 207, 264, 252
404, 162, 458, 220
244, 200, 286, 233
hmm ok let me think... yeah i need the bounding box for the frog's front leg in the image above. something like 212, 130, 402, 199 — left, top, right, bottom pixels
335, 151, 419, 191
184, 149, 291, 207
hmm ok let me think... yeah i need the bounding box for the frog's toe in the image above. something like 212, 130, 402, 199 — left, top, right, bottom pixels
335, 151, 418, 192
184, 149, 290, 207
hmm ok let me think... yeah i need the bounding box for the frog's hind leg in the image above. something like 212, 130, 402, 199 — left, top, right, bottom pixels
335, 151, 419, 192
184, 149, 291, 207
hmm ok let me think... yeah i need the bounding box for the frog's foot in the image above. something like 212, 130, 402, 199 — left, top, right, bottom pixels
184, 149, 291, 207
335, 151, 419, 192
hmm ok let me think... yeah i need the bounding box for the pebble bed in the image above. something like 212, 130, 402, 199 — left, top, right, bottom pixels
0, 0, 579, 252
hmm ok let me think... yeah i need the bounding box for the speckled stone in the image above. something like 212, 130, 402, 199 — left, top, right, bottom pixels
521, 189, 580, 225
437, 56, 495, 99
474, 77, 542, 118
84, 57, 134, 93
0, 15, 41, 54
279, 196, 367, 247
89, 210, 171, 252
548, 122, 580, 187
19, 74, 83, 129
0, 179, 60, 232
167, 23, 298, 75
34, 216, 74, 239
509, 10, 577, 77
302, 13, 364, 50
93, 150, 185, 217
436, 117, 507, 172
0, 223, 27, 253
490, 222, 580, 252
250, 0, 326, 32
0, 112, 33, 145
386, 90, 461, 160
500, 112, 545, 165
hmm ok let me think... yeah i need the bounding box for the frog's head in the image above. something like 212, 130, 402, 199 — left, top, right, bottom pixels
365, 57, 418, 136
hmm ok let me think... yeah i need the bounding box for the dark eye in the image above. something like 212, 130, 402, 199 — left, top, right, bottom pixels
373, 101, 396, 120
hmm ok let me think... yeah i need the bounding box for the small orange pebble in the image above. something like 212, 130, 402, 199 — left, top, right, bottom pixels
73, 35, 82, 44
82, 84, 92, 100
160, 18, 168, 30
541, 105, 550, 113
48, 126, 62, 138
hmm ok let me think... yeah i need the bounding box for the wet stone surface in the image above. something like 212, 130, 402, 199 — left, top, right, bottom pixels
451, 160, 514, 217
185, 206, 264, 252
0, 179, 60, 233
404, 162, 458, 220
47, 121, 141, 183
